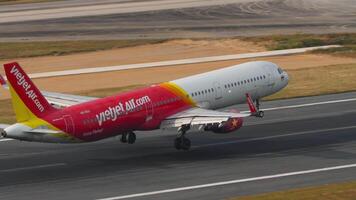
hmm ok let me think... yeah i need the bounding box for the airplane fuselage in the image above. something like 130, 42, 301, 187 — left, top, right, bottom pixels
3, 61, 288, 143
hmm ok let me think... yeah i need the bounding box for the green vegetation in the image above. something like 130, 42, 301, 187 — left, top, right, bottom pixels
265, 63, 356, 100
0, 40, 165, 60
242, 33, 356, 57
234, 181, 356, 200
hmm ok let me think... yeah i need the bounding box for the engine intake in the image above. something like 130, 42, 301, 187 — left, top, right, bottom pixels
204, 117, 243, 134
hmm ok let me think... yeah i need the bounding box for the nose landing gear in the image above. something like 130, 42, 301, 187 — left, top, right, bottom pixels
255, 99, 264, 118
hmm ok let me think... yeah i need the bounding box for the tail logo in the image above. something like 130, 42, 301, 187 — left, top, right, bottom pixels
10, 65, 45, 112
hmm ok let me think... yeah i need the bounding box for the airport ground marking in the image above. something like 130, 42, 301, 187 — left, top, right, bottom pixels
97, 163, 356, 200
0, 138, 13, 142
262, 97, 356, 111
0, 163, 67, 173
0, 45, 339, 80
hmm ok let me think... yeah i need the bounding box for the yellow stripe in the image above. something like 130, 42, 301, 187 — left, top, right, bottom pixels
160, 82, 197, 106
8, 85, 79, 142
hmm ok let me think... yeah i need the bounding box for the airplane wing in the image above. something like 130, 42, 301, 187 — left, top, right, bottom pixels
161, 93, 259, 129
1, 74, 97, 107
40, 91, 98, 107
160, 107, 251, 129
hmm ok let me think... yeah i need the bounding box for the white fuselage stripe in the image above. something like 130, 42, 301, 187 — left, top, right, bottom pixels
97, 163, 356, 200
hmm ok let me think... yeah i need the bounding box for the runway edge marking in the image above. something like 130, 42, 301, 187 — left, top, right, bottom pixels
97, 163, 356, 200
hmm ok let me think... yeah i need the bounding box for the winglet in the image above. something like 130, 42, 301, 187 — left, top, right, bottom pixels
246, 93, 257, 114
0, 74, 6, 87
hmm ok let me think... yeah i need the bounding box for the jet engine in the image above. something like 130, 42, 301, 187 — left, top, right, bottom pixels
204, 117, 243, 134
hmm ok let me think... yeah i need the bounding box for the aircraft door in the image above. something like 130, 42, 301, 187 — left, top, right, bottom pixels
63, 115, 75, 134
213, 82, 222, 100
264, 66, 276, 89
145, 100, 154, 122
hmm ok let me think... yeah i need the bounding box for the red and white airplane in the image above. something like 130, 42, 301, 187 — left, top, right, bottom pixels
0, 61, 288, 150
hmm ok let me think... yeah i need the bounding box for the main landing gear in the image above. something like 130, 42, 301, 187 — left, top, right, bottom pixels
120, 131, 136, 144
174, 125, 191, 151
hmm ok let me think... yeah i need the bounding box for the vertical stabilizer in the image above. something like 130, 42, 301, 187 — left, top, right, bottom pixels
4, 62, 55, 122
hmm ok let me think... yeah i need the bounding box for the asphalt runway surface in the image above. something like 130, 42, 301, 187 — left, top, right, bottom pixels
1, 0, 356, 41
0, 92, 356, 200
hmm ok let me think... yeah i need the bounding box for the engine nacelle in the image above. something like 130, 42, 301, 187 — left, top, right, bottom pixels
204, 117, 243, 134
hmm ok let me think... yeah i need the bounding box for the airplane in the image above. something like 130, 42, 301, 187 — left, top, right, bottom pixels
0, 61, 288, 150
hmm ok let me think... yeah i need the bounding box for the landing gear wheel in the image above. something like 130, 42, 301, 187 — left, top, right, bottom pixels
174, 125, 191, 151
120, 133, 127, 143
257, 111, 264, 118
174, 138, 182, 150
174, 137, 191, 150
128, 132, 136, 144
181, 138, 191, 151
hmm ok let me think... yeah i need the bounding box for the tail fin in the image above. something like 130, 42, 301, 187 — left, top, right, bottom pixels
4, 62, 55, 122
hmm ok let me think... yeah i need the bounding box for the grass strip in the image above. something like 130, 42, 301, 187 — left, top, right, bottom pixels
242, 33, 356, 57
233, 181, 356, 200
0, 40, 165, 60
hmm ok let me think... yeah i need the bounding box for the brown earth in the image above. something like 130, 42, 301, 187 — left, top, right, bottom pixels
1, 39, 356, 100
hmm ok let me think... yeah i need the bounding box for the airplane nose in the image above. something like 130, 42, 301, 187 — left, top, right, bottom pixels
284, 72, 289, 83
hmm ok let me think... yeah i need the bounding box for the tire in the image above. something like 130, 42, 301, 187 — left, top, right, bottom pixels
174, 138, 182, 150
258, 111, 264, 118
128, 133, 136, 144
120, 134, 127, 143
181, 138, 191, 151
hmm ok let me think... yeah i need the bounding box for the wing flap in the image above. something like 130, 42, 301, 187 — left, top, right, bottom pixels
161, 107, 251, 129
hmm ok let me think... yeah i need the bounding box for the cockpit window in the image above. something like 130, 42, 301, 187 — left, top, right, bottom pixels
277, 68, 283, 74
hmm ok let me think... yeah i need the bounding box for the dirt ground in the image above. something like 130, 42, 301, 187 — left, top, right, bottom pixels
0, 39, 266, 73
1, 39, 356, 100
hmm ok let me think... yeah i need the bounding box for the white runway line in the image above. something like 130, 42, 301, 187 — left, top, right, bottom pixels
97, 163, 356, 200
0, 138, 13, 142
1, 45, 339, 79
262, 98, 356, 111
0, 163, 67, 173
194, 125, 356, 148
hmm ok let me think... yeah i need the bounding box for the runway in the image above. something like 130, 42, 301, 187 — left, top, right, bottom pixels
4, 45, 337, 79
1, 0, 356, 41
0, 92, 356, 200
